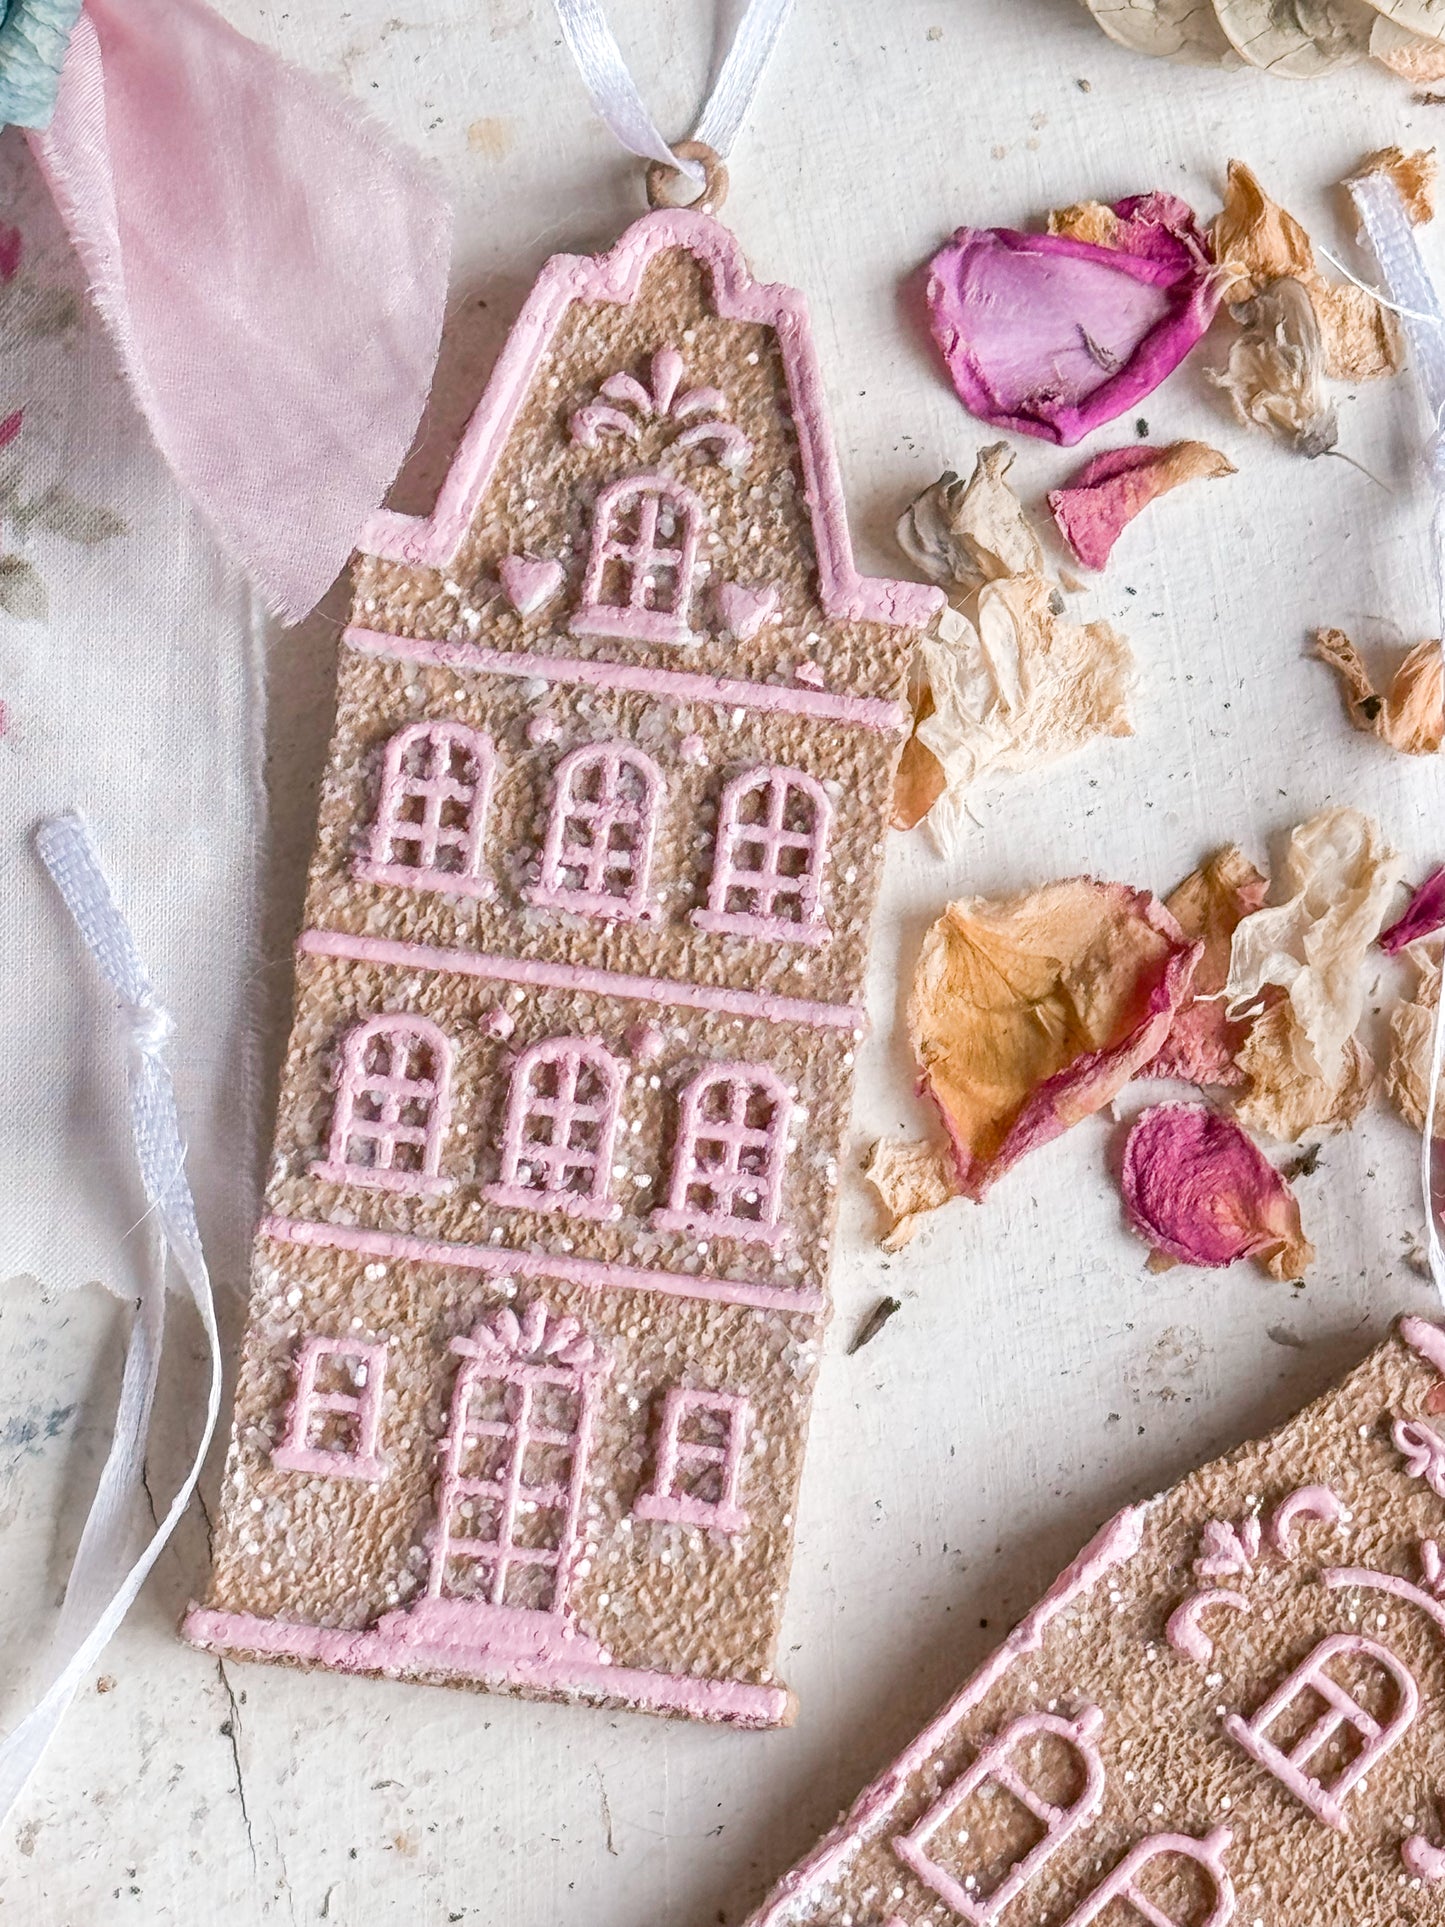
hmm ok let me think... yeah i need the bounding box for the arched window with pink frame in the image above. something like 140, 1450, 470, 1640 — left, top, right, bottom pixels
312, 1013, 454, 1196
356, 720, 495, 897
484, 1037, 626, 1222
570, 473, 705, 646
653, 1062, 793, 1247
532, 742, 662, 922
694, 765, 832, 946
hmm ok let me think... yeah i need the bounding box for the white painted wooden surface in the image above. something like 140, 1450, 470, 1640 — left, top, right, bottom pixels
3, 1, 1445, 1920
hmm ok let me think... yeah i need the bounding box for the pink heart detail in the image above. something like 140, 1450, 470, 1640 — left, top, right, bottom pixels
500, 555, 563, 616
717, 582, 777, 641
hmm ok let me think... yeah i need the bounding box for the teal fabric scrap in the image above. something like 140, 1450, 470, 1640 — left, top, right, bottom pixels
0, 0, 84, 131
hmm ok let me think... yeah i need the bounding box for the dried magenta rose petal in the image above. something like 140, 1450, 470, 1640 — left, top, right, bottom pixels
1121, 1102, 1312, 1277
925, 194, 1220, 446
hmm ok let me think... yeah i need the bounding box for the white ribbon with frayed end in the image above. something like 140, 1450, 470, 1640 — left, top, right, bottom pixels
0, 815, 221, 1829
1349, 174, 1445, 1306
551, 0, 794, 187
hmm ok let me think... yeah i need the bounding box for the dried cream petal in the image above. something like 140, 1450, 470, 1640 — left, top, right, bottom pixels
863, 1138, 959, 1250
1314, 628, 1444, 754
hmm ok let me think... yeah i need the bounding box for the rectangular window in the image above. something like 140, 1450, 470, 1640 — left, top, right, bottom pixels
635, 1388, 750, 1533
272, 1335, 387, 1482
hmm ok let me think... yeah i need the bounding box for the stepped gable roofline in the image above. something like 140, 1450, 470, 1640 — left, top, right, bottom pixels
360, 207, 944, 633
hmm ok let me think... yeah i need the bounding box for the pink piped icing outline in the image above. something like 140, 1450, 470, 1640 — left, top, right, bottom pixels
360, 208, 942, 633
1060, 1825, 1234, 1927
635, 1387, 751, 1533
272, 1334, 388, 1483
356, 719, 495, 900
484, 1035, 626, 1223
294, 926, 867, 1033
261, 1214, 826, 1316
570, 470, 705, 646
1222, 1631, 1418, 1831
532, 741, 663, 923
654, 1061, 793, 1248
743, 1505, 1147, 1924
343, 626, 909, 733
694, 764, 832, 947
895, 1706, 1106, 1925
1403, 1315, 1445, 1379
311, 1011, 455, 1197
180, 1605, 792, 1728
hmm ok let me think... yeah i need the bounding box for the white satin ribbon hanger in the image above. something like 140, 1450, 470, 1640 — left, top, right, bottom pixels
551, 0, 794, 188
0, 815, 222, 1829
1349, 175, 1445, 1308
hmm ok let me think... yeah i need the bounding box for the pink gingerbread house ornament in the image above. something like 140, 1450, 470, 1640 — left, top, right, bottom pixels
741, 1317, 1445, 1923
182, 207, 941, 1726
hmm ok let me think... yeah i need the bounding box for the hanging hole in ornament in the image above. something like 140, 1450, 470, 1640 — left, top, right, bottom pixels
646, 140, 728, 215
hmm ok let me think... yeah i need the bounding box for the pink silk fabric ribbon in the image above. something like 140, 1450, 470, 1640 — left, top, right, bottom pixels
31, 0, 452, 623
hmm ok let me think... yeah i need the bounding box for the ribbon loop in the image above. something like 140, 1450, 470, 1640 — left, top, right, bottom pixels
552, 0, 794, 191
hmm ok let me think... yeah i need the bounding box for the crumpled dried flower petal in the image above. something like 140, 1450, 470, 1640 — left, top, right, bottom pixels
1370, 15, 1445, 82
1314, 628, 1443, 754
910, 879, 1201, 1199
1121, 1102, 1314, 1278
862, 1137, 959, 1250
1213, 160, 1315, 300
1357, 144, 1438, 225
1081, 0, 1234, 63
913, 578, 1134, 847
1224, 806, 1404, 1083
1308, 279, 1402, 381
892, 450, 1134, 841
1213, 160, 1399, 393
926, 194, 1219, 446
1148, 845, 1269, 1086
1213, 0, 1373, 77
1387, 945, 1445, 1136
1234, 1000, 1376, 1140
1368, 0, 1445, 56
896, 444, 1045, 595
1048, 440, 1236, 571
1214, 276, 1338, 455
1048, 200, 1123, 248
1381, 867, 1445, 953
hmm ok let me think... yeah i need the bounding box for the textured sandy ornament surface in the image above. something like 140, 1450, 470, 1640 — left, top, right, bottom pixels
745, 1317, 1445, 1926
181, 205, 940, 1728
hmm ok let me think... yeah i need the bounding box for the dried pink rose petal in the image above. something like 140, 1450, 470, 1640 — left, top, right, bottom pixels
1121, 1102, 1313, 1279
1049, 441, 1235, 571
1381, 866, 1445, 955
926, 194, 1221, 447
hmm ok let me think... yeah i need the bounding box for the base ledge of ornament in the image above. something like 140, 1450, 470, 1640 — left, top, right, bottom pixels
180, 1606, 794, 1728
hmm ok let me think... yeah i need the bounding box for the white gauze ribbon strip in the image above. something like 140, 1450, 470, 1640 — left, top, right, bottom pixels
551, 0, 794, 186
1350, 173, 1445, 1306
0, 815, 222, 1827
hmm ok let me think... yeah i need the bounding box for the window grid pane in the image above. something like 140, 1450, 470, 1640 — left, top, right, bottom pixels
694, 766, 832, 946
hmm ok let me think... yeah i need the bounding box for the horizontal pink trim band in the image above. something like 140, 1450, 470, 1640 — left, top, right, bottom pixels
181, 1607, 794, 1729
296, 926, 867, 1034
261, 1214, 827, 1315
344, 625, 910, 732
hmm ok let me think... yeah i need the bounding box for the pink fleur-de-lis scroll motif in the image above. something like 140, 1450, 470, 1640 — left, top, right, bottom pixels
571, 472, 707, 647
1405, 1805, 1445, 1884
1265, 1484, 1345, 1555
570, 347, 752, 472
693, 765, 833, 946
1060, 1826, 1235, 1927
1394, 1417, 1445, 1500
1166, 1589, 1250, 1666
894, 1707, 1106, 1926
1194, 1515, 1261, 1579
1223, 1632, 1419, 1830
